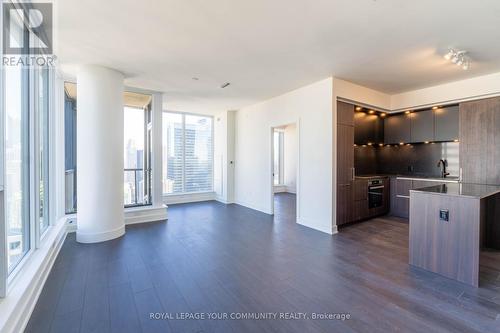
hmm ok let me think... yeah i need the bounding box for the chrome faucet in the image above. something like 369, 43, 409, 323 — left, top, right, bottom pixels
437, 159, 450, 178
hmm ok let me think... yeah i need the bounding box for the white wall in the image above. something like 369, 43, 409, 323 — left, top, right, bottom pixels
391, 72, 500, 111
234, 78, 334, 234
283, 124, 297, 193
214, 110, 235, 203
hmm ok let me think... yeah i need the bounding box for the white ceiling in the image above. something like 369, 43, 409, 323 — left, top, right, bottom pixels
55, 0, 500, 113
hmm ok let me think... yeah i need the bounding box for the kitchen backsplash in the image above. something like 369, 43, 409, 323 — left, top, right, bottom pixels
354, 142, 459, 177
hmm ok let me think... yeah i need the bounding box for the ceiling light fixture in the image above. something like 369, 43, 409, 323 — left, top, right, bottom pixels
444, 49, 470, 70
355, 106, 362, 111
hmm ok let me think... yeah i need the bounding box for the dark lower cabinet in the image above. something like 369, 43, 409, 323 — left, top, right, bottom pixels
390, 178, 448, 219
337, 184, 353, 225
392, 196, 409, 219
353, 199, 369, 221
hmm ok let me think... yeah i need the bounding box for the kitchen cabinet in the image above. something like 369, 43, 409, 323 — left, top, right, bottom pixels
434, 105, 459, 142
390, 178, 451, 219
412, 180, 445, 190
390, 178, 411, 219
336, 101, 355, 225
396, 179, 412, 196
353, 179, 369, 221
337, 124, 354, 184
337, 101, 354, 126
384, 113, 411, 144
353, 198, 369, 221
354, 112, 384, 145
337, 184, 353, 225
353, 179, 368, 200
460, 97, 500, 185
410, 110, 434, 143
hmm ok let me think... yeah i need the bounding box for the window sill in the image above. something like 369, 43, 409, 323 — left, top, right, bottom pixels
0, 218, 67, 333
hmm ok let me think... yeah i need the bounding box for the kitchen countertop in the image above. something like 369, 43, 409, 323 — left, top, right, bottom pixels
355, 174, 459, 182
410, 183, 500, 199
396, 175, 459, 183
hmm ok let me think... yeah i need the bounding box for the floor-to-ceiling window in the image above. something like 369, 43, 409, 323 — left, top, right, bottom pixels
63, 83, 77, 214
37, 67, 50, 234
123, 101, 152, 207
63, 83, 153, 210
1, 3, 53, 285
162, 112, 213, 194
4, 60, 30, 273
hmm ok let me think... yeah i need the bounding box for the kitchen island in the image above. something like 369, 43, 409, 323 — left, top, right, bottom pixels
409, 183, 500, 286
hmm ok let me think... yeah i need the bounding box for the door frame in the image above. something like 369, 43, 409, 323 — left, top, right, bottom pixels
270, 120, 300, 218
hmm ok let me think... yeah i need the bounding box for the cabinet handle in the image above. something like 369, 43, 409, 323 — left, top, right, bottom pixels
351, 167, 355, 181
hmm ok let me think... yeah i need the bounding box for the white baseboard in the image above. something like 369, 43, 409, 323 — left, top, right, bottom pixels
273, 185, 287, 193
0, 219, 67, 333
65, 205, 168, 233
233, 200, 272, 215
163, 192, 216, 205
296, 216, 335, 235
215, 196, 234, 204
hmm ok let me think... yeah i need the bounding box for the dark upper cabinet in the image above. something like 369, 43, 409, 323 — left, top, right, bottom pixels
384, 113, 411, 144
337, 124, 354, 185
434, 105, 459, 142
460, 97, 500, 185
410, 110, 434, 143
337, 101, 354, 126
354, 112, 384, 144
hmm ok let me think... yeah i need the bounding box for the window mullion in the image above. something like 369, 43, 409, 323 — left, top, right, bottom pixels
30, 67, 40, 250
182, 114, 186, 193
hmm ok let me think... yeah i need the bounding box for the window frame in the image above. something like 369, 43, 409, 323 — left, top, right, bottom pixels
0, 2, 54, 294
273, 129, 285, 186
162, 111, 214, 196
123, 104, 153, 208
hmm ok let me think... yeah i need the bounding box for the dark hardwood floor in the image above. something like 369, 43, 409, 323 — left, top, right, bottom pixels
26, 193, 500, 333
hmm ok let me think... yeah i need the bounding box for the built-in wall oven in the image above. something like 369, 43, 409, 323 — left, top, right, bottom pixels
368, 179, 385, 209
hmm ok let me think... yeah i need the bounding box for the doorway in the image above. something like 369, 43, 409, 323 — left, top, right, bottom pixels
271, 123, 298, 221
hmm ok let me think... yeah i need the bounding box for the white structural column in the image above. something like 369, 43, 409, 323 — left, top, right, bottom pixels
76, 65, 125, 243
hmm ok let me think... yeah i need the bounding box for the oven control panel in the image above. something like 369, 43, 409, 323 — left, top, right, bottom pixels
368, 179, 384, 186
